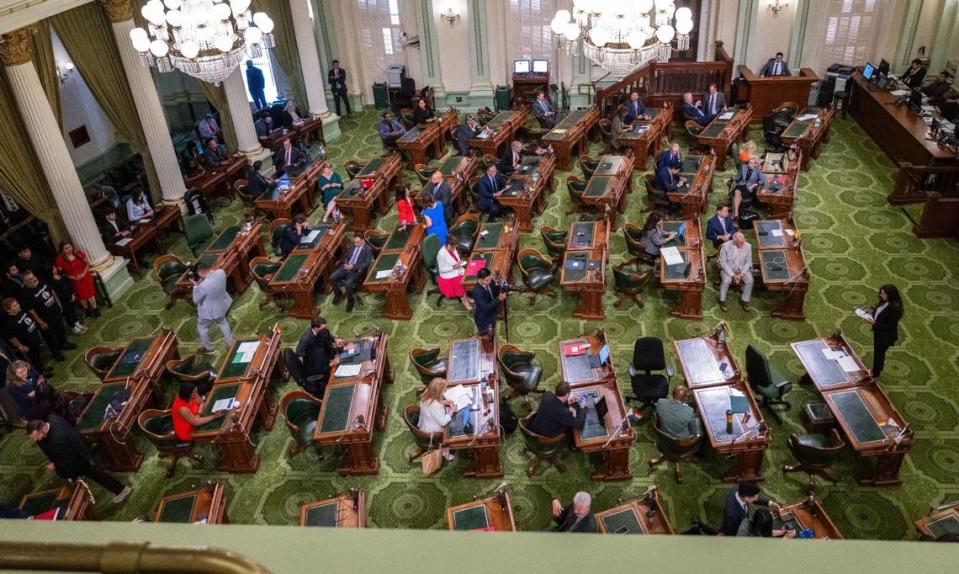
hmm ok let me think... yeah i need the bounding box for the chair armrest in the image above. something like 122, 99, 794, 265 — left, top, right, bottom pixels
666, 363, 674, 378
628, 364, 637, 377
774, 379, 791, 389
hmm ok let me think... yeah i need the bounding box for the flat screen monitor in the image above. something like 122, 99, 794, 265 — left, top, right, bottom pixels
876, 73, 889, 90
878, 59, 890, 76
862, 63, 875, 81
532, 59, 549, 74
514, 59, 531, 74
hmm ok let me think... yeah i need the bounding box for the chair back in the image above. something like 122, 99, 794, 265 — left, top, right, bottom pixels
421, 233, 441, 271
250, 256, 280, 291
165, 354, 213, 382
403, 405, 442, 450
632, 337, 666, 372
414, 164, 433, 185
497, 344, 532, 385
623, 223, 644, 256
284, 348, 306, 387
613, 265, 646, 292
518, 247, 551, 275
409, 347, 446, 383
280, 390, 321, 447
541, 226, 566, 260
234, 179, 253, 204
84, 346, 121, 379
345, 160, 363, 180
152, 254, 186, 284
745, 345, 773, 390
137, 409, 180, 452
652, 415, 702, 459
789, 429, 845, 467
518, 414, 564, 455
578, 155, 599, 178
183, 214, 214, 246
685, 120, 703, 138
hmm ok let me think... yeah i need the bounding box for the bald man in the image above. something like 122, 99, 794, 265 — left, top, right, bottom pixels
717, 232, 753, 312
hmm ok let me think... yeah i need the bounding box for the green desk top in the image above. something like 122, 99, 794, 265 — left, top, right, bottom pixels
452, 505, 489, 530
563, 252, 591, 283
475, 223, 505, 250
157, 494, 197, 523
561, 341, 595, 384
449, 338, 479, 382
108, 337, 153, 378
681, 156, 702, 175
761, 251, 790, 281
208, 225, 242, 251
397, 128, 421, 143
19, 490, 63, 516
569, 222, 595, 249
340, 179, 365, 199
319, 384, 356, 434
793, 340, 850, 388
675, 339, 723, 386
296, 225, 331, 250
486, 111, 514, 128
830, 390, 886, 443
195, 383, 241, 432
368, 253, 401, 283
585, 177, 611, 198
783, 122, 810, 139
663, 251, 690, 281
438, 156, 464, 176
274, 253, 309, 282
701, 121, 728, 139
602, 508, 645, 534
756, 221, 786, 248
77, 382, 128, 432
358, 158, 385, 178
697, 386, 745, 442
558, 110, 589, 126
304, 501, 339, 527
927, 515, 959, 540
220, 338, 260, 379
464, 251, 494, 281
385, 227, 414, 251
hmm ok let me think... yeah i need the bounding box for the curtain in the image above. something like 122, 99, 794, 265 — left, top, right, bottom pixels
30, 21, 61, 127
198, 82, 239, 152
254, 0, 307, 108
51, 3, 161, 202
507, 0, 557, 62
0, 74, 67, 244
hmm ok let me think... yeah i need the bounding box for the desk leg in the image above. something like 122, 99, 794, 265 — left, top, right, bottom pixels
96, 433, 143, 472
671, 289, 704, 320
771, 288, 806, 321
348, 208, 371, 232
339, 442, 380, 476
383, 289, 413, 320
858, 452, 905, 486
514, 207, 533, 232
573, 291, 604, 320
591, 446, 632, 481
722, 448, 766, 483
257, 388, 278, 432
289, 288, 316, 319
463, 445, 503, 479
215, 439, 259, 473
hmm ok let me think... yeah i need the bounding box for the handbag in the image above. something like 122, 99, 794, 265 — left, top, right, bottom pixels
421, 435, 443, 476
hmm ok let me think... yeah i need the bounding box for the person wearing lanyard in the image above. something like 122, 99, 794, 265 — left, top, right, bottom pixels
860, 284, 904, 378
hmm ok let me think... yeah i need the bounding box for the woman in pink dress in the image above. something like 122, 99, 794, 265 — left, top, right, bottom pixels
435, 236, 471, 310
54, 241, 99, 318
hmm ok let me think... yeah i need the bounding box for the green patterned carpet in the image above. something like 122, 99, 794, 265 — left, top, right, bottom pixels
2, 108, 958, 540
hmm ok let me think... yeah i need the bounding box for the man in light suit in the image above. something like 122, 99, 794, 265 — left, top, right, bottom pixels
424, 171, 453, 224
702, 83, 727, 123
760, 52, 791, 77
533, 91, 557, 129
330, 233, 372, 313
683, 92, 709, 127
717, 232, 753, 312
192, 263, 234, 354
623, 91, 649, 125
732, 157, 766, 219
477, 164, 507, 219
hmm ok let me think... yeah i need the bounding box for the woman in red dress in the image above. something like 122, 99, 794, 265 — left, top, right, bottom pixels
436, 236, 471, 310
396, 184, 416, 228
54, 241, 99, 318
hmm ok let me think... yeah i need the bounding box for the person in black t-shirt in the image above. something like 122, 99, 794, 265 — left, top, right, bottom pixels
19, 270, 75, 362
49, 265, 86, 335
294, 316, 345, 398
2, 297, 49, 374
1, 262, 23, 299
15, 246, 47, 281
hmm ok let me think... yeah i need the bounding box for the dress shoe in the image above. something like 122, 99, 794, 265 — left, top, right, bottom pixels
719, 301, 728, 312
741, 301, 751, 312
196, 346, 215, 355
346, 299, 355, 313
332, 292, 343, 305
112, 486, 132, 504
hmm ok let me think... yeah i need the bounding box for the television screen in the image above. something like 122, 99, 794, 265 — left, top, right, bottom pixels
532, 59, 548, 74
514, 60, 531, 74
863, 63, 875, 81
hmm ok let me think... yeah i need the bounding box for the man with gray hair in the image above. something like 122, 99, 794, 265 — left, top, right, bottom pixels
551, 491, 597, 533
718, 232, 754, 312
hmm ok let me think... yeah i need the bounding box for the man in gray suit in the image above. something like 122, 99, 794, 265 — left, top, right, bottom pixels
718, 232, 754, 312
330, 233, 372, 313
732, 157, 766, 219
424, 171, 453, 224
654, 385, 702, 439
760, 52, 791, 77
701, 83, 727, 122
191, 263, 234, 354
533, 91, 557, 129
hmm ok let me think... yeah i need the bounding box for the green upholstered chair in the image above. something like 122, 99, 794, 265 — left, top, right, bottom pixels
783, 429, 845, 490
649, 414, 702, 484
565, 176, 587, 215
398, 109, 415, 129
517, 247, 557, 305
270, 218, 291, 257
497, 344, 545, 412
644, 174, 670, 211
481, 154, 498, 171
409, 347, 447, 385
137, 409, 198, 477
449, 213, 479, 255
414, 163, 434, 185
363, 229, 389, 256
234, 179, 255, 206
468, 177, 482, 213
84, 346, 122, 380
540, 225, 567, 266
623, 223, 656, 268
151, 254, 189, 310
745, 345, 793, 424
403, 405, 443, 463
421, 233, 444, 307
578, 155, 599, 179
518, 414, 565, 477
183, 213, 214, 257
345, 160, 363, 180
685, 120, 704, 138
613, 263, 649, 309
249, 256, 283, 309
165, 354, 217, 395
280, 390, 322, 457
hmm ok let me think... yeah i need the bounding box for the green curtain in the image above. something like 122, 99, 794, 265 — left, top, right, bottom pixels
0, 74, 67, 245
51, 3, 162, 202
198, 82, 239, 153
30, 21, 61, 127
254, 0, 307, 108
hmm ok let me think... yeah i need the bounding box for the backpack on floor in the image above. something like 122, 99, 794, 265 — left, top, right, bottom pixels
499, 397, 518, 435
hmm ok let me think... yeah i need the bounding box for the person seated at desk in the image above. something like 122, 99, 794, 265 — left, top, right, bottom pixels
279, 214, 309, 257
179, 145, 204, 179
683, 92, 710, 127
477, 165, 507, 220
6, 360, 57, 421
607, 105, 629, 152
203, 138, 230, 167
900, 58, 927, 89
706, 204, 737, 249
527, 382, 586, 448
274, 138, 307, 178
455, 115, 480, 156
246, 160, 276, 201
551, 491, 598, 533
125, 189, 153, 224
378, 111, 407, 150
738, 140, 760, 165
702, 83, 727, 123
172, 382, 225, 442
99, 210, 130, 244
718, 232, 754, 313
738, 507, 797, 538
284, 100, 305, 127
396, 184, 417, 228
196, 113, 220, 141
654, 385, 702, 439
922, 71, 952, 102
657, 143, 683, 171
437, 236, 471, 310
641, 211, 677, 259
412, 98, 435, 125
422, 192, 447, 245
732, 157, 766, 219
424, 171, 453, 224
720, 482, 781, 536
418, 377, 456, 461
533, 91, 557, 129
623, 90, 649, 125
295, 316, 344, 398
937, 90, 959, 122
497, 140, 526, 177
656, 162, 687, 194
316, 163, 344, 223
254, 114, 274, 138
330, 233, 372, 313
760, 52, 791, 77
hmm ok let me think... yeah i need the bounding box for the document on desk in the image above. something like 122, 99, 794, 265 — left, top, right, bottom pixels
770, 229, 783, 237
115, 238, 133, 247
661, 246, 684, 266
444, 385, 472, 411
334, 364, 362, 378
795, 113, 818, 122
821, 348, 845, 361
212, 398, 237, 412
375, 269, 393, 279
301, 229, 321, 244
891, 89, 910, 97
837, 355, 861, 373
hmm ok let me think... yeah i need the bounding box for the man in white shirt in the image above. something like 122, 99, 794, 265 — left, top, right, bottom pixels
717, 232, 753, 312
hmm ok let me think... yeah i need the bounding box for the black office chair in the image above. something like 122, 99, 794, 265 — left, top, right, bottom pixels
649, 413, 702, 484
745, 345, 793, 424
783, 429, 845, 491
627, 337, 672, 414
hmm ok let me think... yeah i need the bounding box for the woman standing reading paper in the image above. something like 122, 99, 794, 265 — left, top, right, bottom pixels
857, 284, 903, 379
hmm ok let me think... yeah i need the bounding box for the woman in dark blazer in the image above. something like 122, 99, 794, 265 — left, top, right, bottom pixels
865, 284, 903, 378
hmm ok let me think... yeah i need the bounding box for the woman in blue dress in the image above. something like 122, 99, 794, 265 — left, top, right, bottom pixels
421, 193, 447, 245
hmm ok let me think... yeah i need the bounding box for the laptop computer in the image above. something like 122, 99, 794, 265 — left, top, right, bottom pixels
448, 407, 474, 436
589, 344, 610, 368
585, 396, 609, 426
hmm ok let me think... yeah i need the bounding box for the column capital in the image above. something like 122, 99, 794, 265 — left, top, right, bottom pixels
101, 0, 134, 23
0, 25, 38, 67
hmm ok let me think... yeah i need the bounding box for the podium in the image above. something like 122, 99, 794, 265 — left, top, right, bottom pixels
736, 65, 818, 122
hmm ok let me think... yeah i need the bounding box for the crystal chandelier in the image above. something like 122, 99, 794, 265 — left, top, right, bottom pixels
551, 0, 694, 79
129, 0, 275, 86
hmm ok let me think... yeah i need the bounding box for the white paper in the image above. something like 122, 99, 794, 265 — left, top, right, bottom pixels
114, 238, 132, 246
661, 246, 683, 266
138, 218, 152, 225
891, 89, 910, 97
444, 386, 472, 411
479, 230, 489, 236
212, 398, 236, 412
334, 364, 362, 378
237, 342, 259, 355
821, 348, 844, 361
838, 356, 861, 373
770, 229, 783, 237
785, 229, 795, 237
375, 269, 393, 279
300, 229, 320, 244
855, 308, 873, 321
796, 113, 818, 122
718, 111, 734, 121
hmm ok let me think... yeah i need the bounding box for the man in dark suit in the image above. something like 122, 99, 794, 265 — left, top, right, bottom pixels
497, 140, 526, 176
330, 233, 372, 313
279, 214, 308, 257
900, 58, 927, 89
327, 60, 351, 116
245, 60, 267, 110
455, 115, 480, 156
720, 482, 779, 536
274, 138, 306, 177
551, 492, 598, 533
424, 171, 453, 223
922, 71, 952, 102
246, 160, 276, 200
937, 90, 959, 122
295, 316, 343, 398
254, 115, 274, 138
99, 210, 130, 245
683, 92, 709, 126
470, 268, 504, 335
527, 382, 586, 445
656, 163, 686, 193
706, 204, 737, 248
533, 91, 557, 128
702, 83, 727, 122
477, 165, 506, 219
623, 91, 648, 124
27, 415, 131, 503
656, 143, 683, 171
760, 52, 791, 76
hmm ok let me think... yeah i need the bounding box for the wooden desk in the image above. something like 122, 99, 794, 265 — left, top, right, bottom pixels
497, 154, 556, 232
775, 497, 843, 539
192, 325, 283, 473
396, 120, 445, 170
447, 491, 516, 531
18, 483, 94, 521
300, 490, 366, 528
581, 154, 634, 229
754, 219, 809, 320
595, 489, 673, 534
175, 223, 265, 295
362, 224, 426, 320
790, 333, 871, 392
336, 155, 401, 231
268, 222, 347, 318
444, 337, 502, 478
692, 381, 769, 482
185, 169, 230, 203
758, 151, 801, 219
737, 65, 818, 122
671, 154, 716, 219
107, 206, 181, 275
695, 106, 752, 170
154, 482, 228, 524
915, 504, 959, 540
469, 109, 529, 158
658, 219, 706, 320
821, 382, 913, 486
415, 154, 479, 215
460, 219, 519, 306
568, 382, 634, 481
617, 106, 674, 172
560, 219, 608, 320
253, 161, 322, 221
674, 332, 741, 389
780, 107, 835, 171
295, 116, 325, 147
79, 330, 178, 471
558, 335, 615, 388
513, 72, 549, 107
541, 107, 601, 170
258, 128, 287, 151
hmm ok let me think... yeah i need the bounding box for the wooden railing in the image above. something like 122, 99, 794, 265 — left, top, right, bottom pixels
890, 162, 959, 204
595, 41, 734, 117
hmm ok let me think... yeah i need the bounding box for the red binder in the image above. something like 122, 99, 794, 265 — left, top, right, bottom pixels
563, 342, 586, 357
466, 258, 487, 275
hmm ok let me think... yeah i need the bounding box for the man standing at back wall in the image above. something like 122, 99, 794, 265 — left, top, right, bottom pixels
328, 59, 351, 117
246, 60, 267, 110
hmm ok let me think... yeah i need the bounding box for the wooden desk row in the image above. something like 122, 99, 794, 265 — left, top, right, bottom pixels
253, 160, 324, 221
461, 219, 520, 295
753, 218, 809, 320
362, 224, 426, 320
581, 153, 634, 230
659, 219, 707, 320
617, 105, 674, 172
779, 107, 835, 171
541, 107, 601, 170
107, 206, 181, 275
396, 109, 459, 169
445, 336, 502, 478
337, 154, 402, 231
415, 154, 479, 215
257, 116, 325, 151
175, 222, 265, 298
268, 222, 348, 319
560, 219, 610, 320
469, 108, 530, 158
185, 154, 246, 203
695, 106, 752, 170
758, 150, 802, 219
497, 154, 556, 232
669, 154, 716, 220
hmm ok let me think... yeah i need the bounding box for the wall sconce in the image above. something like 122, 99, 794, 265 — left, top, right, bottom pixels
767, 0, 789, 15
439, 8, 460, 26
57, 62, 75, 83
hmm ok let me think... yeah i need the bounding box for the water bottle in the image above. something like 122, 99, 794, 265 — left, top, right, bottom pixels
480, 377, 488, 407
725, 410, 734, 435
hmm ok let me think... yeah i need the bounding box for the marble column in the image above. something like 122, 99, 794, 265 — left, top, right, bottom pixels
466, 0, 494, 108
0, 26, 132, 299
222, 68, 269, 163
289, 0, 340, 141
102, 0, 187, 209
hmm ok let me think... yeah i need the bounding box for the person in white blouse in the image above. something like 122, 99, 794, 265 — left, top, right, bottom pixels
717, 232, 753, 312
418, 377, 456, 460
126, 190, 153, 224
436, 236, 472, 310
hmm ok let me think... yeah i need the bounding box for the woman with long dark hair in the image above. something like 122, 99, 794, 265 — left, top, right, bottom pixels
862, 284, 904, 378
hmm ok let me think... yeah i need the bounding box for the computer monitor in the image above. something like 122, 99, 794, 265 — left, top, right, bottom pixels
513, 59, 531, 74
878, 59, 890, 76
863, 62, 876, 81
532, 59, 549, 74
909, 89, 923, 109
876, 73, 889, 90
599, 344, 610, 365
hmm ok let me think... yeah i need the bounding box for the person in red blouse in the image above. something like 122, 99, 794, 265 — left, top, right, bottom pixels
54, 241, 98, 319
395, 184, 417, 228
172, 383, 225, 442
